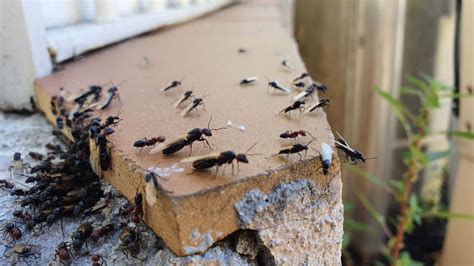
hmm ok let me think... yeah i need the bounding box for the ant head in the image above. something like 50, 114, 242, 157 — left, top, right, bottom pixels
5, 223, 14, 230
202, 128, 212, 137
13, 152, 21, 161
237, 153, 249, 163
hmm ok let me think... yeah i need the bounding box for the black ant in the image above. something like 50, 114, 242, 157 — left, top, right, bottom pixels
173, 90, 193, 108
56, 116, 65, 129
73, 85, 102, 104
29, 151, 43, 161
96, 85, 119, 110
333, 132, 373, 165
293, 73, 309, 83
304, 98, 331, 113
238, 48, 247, 53
96, 133, 111, 171
120, 227, 141, 260
279, 100, 305, 116
239, 77, 258, 86
272, 138, 316, 160
71, 222, 93, 252
149, 116, 225, 155
293, 83, 317, 101
131, 191, 144, 224
161, 79, 183, 93
267, 80, 291, 93
133, 136, 166, 153
181, 96, 206, 117
281, 60, 293, 71
180, 142, 259, 175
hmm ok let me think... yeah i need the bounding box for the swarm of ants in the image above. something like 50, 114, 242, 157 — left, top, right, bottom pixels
1, 85, 149, 264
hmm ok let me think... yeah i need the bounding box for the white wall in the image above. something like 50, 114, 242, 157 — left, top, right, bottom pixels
0, 0, 52, 111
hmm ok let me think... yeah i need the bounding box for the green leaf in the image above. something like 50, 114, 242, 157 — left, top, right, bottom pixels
410, 147, 429, 166
344, 203, 355, 211
398, 251, 424, 266
400, 86, 422, 97
427, 149, 451, 161
355, 190, 392, 237
342, 234, 351, 249
345, 219, 372, 232
345, 164, 395, 195
389, 179, 405, 194
426, 92, 440, 108
406, 75, 429, 92
445, 131, 474, 140
374, 86, 412, 136
423, 211, 474, 220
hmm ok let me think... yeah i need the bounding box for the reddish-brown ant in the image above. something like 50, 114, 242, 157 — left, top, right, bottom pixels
91, 224, 114, 242
279, 130, 307, 141
120, 227, 141, 260
2, 222, 22, 241
133, 136, 166, 153
91, 254, 106, 266
28, 151, 43, 161
55, 242, 73, 263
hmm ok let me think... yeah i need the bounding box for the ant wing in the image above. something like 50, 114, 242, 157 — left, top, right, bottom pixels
96, 92, 114, 110
293, 91, 309, 101
333, 139, 356, 153
179, 153, 220, 164
335, 131, 350, 147
180, 103, 194, 117
145, 178, 158, 207
149, 135, 188, 154
304, 102, 319, 113
173, 94, 187, 108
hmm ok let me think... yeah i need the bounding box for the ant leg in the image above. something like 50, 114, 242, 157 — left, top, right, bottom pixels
139, 147, 143, 154
60, 217, 65, 238
215, 166, 219, 177
231, 162, 235, 175
189, 144, 193, 156
204, 139, 212, 150
298, 152, 303, 160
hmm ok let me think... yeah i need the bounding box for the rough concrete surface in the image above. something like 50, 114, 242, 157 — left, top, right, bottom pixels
235, 178, 344, 265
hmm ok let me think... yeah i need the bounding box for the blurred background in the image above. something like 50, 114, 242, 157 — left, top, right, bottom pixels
1, 0, 472, 265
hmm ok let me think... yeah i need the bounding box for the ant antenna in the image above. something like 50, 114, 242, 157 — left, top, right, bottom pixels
244, 142, 258, 154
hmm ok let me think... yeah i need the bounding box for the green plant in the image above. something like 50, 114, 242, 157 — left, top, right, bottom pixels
349, 75, 474, 265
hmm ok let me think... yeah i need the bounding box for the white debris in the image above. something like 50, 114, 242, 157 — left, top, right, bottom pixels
227, 120, 246, 132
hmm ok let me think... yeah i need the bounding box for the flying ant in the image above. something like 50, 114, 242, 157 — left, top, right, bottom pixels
333, 132, 372, 164
293, 73, 309, 83
279, 130, 307, 141
96, 85, 120, 110
304, 98, 331, 113
133, 136, 166, 153
281, 60, 293, 71
181, 96, 206, 117
91, 224, 114, 242
149, 117, 225, 155
131, 191, 144, 224
293, 83, 317, 101
239, 77, 258, 86
2, 222, 22, 240
71, 222, 93, 252
91, 254, 106, 266
72, 85, 102, 103
161, 79, 183, 93
279, 100, 305, 116
120, 227, 141, 260
55, 242, 73, 263
293, 81, 306, 90
272, 138, 316, 160
96, 133, 111, 171
145, 171, 167, 206
179, 142, 259, 175
173, 90, 193, 108
266, 79, 291, 93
